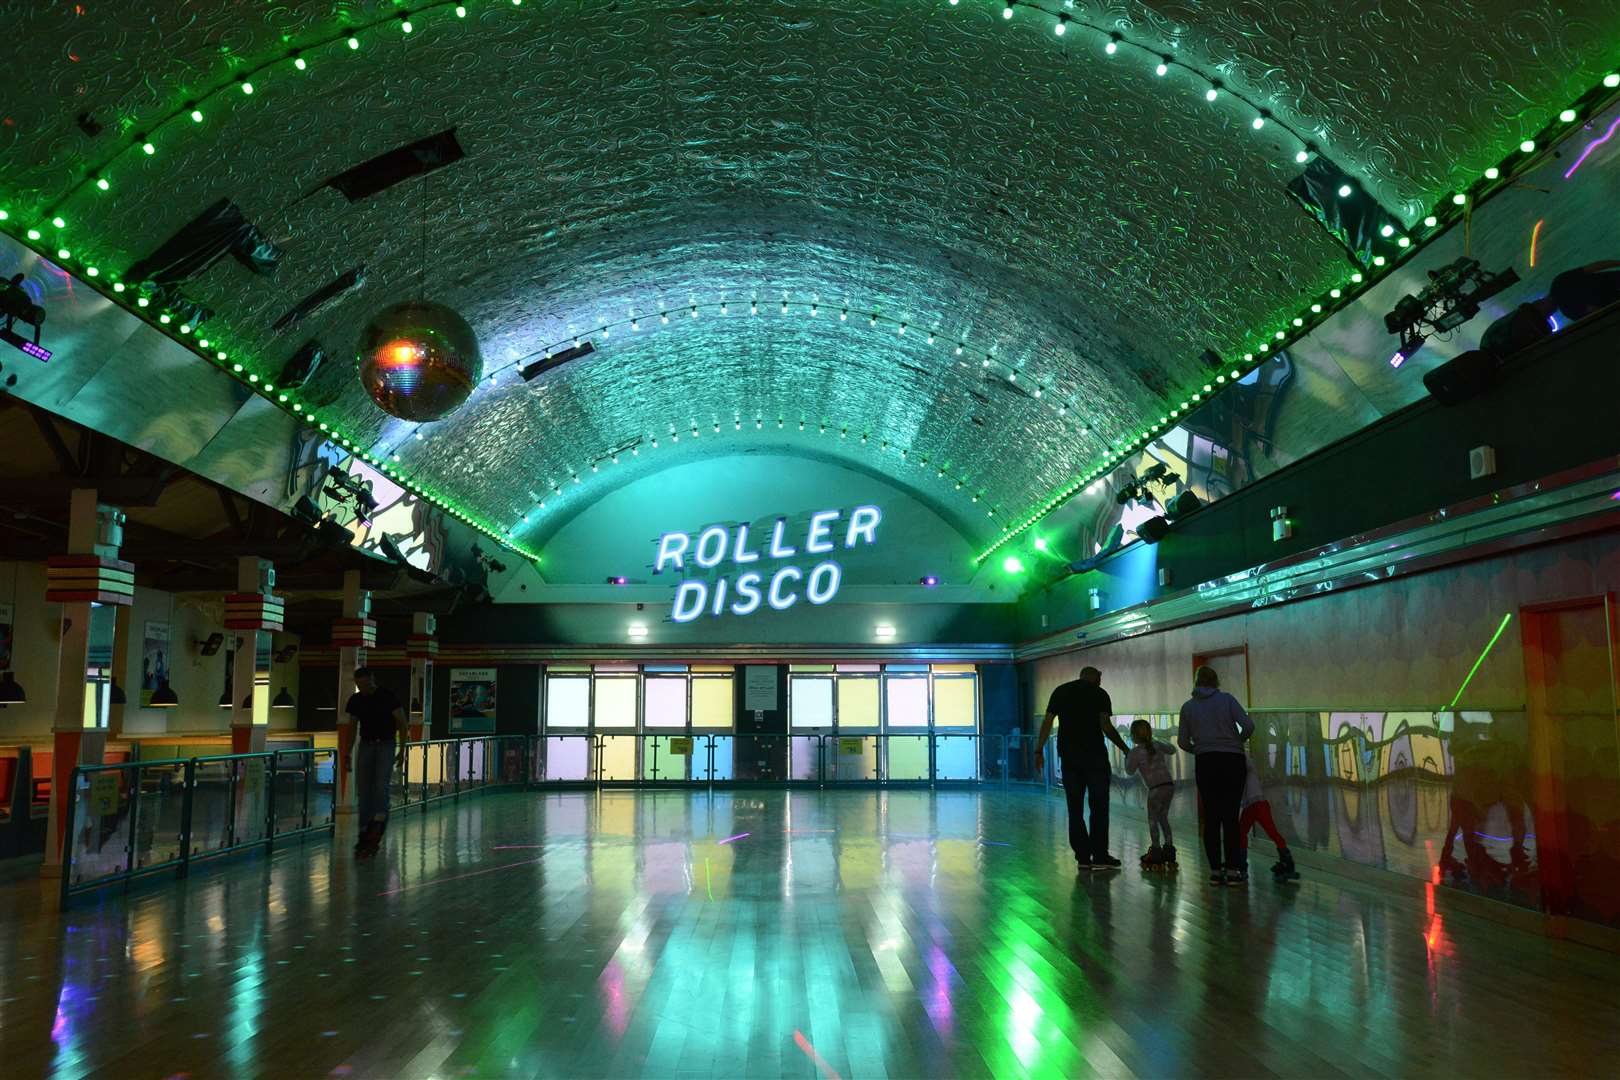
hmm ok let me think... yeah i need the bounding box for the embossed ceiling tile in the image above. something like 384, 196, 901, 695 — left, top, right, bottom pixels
8, 1, 1613, 550
1121, 0, 1620, 216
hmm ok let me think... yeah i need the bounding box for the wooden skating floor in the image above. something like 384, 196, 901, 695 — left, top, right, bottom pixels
2, 789, 1617, 1078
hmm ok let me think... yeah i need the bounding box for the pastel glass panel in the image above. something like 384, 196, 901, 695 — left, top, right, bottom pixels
643, 677, 688, 728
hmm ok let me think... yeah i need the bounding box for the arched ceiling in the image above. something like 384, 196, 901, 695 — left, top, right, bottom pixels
4, 0, 1616, 560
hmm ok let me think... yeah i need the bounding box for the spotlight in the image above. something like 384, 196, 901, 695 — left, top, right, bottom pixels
1002, 556, 1025, 574
606, 575, 629, 585
1383, 257, 1521, 361
1, 274, 50, 361
919, 575, 939, 587
1136, 516, 1171, 544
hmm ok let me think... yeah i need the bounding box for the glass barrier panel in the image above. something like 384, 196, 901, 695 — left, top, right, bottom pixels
307, 751, 337, 828
829, 734, 880, 782
730, 733, 794, 782
133, 760, 189, 869
598, 735, 637, 781
494, 737, 527, 785
886, 734, 931, 780
459, 739, 487, 789
932, 734, 981, 781
540, 735, 592, 781
427, 742, 454, 801
272, 753, 312, 834
64, 768, 134, 887
641, 735, 693, 781
701, 735, 735, 781
184, 757, 272, 855
789, 736, 821, 782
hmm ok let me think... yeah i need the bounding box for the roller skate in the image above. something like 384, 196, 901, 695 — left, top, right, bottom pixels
1162, 844, 1178, 871
355, 821, 385, 859
1271, 848, 1300, 881
1140, 845, 1163, 871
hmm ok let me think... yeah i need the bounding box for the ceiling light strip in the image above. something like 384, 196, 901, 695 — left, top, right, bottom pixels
969, 70, 1620, 564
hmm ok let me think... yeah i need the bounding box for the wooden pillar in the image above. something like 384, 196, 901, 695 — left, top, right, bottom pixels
43, 490, 132, 875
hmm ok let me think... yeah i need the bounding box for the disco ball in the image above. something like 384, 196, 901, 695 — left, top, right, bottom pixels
357, 300, 483, 421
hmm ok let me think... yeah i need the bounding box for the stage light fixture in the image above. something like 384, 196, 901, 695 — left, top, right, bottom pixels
1, 274, 50, 361
919, 575, 939, 587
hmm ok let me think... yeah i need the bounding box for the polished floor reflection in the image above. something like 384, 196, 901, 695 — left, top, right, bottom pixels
3, 790, 1618, 1078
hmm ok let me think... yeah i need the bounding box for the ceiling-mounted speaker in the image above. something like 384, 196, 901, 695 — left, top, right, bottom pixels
1422, 349, 1501, 406
1166, 491, 1202, 518
1136, 516, 1172, 544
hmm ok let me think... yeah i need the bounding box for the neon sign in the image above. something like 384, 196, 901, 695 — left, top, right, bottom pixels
655, 506, 881, 622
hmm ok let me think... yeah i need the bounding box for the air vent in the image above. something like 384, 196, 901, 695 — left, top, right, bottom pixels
520, 341, 595, 382
318, 128, 465, 202
272, 266, 365, 332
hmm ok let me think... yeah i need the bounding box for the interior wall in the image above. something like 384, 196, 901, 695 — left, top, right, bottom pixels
1026, 531, 1620, 714
1018, 303, 1620, 639
0, 563, 300, 743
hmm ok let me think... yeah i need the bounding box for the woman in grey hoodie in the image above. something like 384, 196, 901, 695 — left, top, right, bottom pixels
1176, 666, 1254, 884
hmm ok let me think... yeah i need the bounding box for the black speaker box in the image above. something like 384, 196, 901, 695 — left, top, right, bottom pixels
1423, 349, 1502, 406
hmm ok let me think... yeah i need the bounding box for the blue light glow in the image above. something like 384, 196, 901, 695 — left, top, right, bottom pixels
768, 565, 803, 610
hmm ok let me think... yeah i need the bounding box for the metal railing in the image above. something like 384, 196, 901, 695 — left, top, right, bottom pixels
60, 748, 336, 906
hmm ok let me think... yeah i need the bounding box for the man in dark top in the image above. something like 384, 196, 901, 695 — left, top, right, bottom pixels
346, 666, 407, 856
1035, 666, 1131, 871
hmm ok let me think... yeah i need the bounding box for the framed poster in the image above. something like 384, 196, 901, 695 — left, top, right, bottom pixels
743, 665, 778, 711
140, 621, 170, 708
0, 602, 13, 670
448, 667, 497, 733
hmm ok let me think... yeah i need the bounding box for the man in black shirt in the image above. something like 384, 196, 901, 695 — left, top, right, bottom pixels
1035, 666, 1131, 870
346, 666, 407, 856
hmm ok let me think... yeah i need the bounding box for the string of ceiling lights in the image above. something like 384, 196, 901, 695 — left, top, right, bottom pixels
1, 0, 1615, 567
376, 293, 1113, 453
972, 65, 1620, 565
495, 411, 1007, 538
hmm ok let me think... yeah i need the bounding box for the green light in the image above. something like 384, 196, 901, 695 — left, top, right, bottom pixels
1398, 236, 1411, 248
1607, 73, 1620, 89
86, 266, 98, 277
1519, 139, 1535, 153
1423, 215, 1437, 227
348, 35, 360, 49
401, 18, 413, 33
1003, 556, 1023, 574
1033, 536, 1048, 552
0, 210, 7, 221
137, 297, 149, 307
160, 314, 171, 325
52, 216, 65, 228
26, 228, 40, 240
1452, 193, 1467, 205
191, 109, 204, 122
240, 80, 254, 95
1484, 166, 1499, 179
113, 282, 125, 292
142, 141, 155, 155
96, 177, 110, 190
456, 5, 467, 15
1447, 613, 1512, 709
294, 56, 307, 70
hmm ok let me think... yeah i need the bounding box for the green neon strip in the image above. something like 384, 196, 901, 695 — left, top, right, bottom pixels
1447, 613, 1513, 710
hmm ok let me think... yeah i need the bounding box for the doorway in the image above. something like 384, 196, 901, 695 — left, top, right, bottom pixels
1521, 596, 1620, 926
